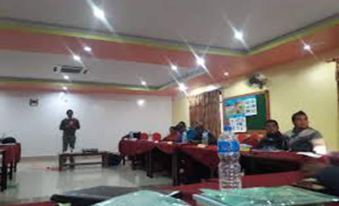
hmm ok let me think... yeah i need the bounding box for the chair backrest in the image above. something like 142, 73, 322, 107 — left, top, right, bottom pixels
237, 134, 247, 143
152, 133, 161, 141
1, 137, 16, 144
140, 133, 149, 140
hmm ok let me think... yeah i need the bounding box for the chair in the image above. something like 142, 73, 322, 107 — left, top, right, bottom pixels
0, 148, 10, 191
245, 133, 263, 147
152, 133, 161, 141
1, 137, 16, 144
140, 133, 149, 140
239, 133, 261, 148
237, 134, 247, 143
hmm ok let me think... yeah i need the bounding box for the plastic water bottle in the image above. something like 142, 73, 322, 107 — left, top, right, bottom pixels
181, 131, 188, 143
202, 131, 209, 145
148, 132, 152, 141
128, 132, 134, 139
218, 126, 242, 190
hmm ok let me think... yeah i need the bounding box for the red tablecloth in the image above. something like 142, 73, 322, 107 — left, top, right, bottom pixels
179, 145, 327, 171
120, 140, 182, 156
155, 142, 180, 154
166, 171, 339, 206
15, 143, 21, 163
328, 152, 339, 166
243, 150, 316, 163
0, 144, 17, 165
119, 140, 155, 156
180, 145, 218, 170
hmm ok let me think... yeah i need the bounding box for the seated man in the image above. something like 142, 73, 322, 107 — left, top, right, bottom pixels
186, 121, 199, 142
175, 121, 187, 133
285, 111, 327, 154
190, 124, 217, 145
162, 126, 180, 142
256, 119, 289, 151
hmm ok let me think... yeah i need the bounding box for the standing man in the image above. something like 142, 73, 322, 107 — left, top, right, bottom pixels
285, 111, 326, 154
59, 109, 80, 153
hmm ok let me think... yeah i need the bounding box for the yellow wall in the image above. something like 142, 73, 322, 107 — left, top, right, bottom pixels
172, 52, 339, 150
172, 95, 190, 126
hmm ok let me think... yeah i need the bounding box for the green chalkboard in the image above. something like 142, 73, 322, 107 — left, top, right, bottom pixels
223, 91, 270, 131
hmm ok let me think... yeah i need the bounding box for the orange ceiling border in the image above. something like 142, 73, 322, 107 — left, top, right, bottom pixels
0, 15, 338, 56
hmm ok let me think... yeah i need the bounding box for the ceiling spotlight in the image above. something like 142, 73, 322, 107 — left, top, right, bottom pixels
171, 64, 178, 71
141, 80, 147, 86
303, 44, 311, 51
196, 57, 205, 67
84, 46, 92, 52
93, 6, 106, 21
178, 83, 188, 91
234, 30, 244, 41
73, 55, 81, 62
224, 72, 229, 77
137, 99, 145, 107
62, 86, 68, 91
63, 75, 70, 80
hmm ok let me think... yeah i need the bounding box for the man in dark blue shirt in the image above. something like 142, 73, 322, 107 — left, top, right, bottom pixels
256, 119, 289, 151
59, 109, 80, 153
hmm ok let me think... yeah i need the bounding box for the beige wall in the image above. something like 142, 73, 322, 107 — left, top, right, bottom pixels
172, 95, 190, 126
172, 53, 339, 150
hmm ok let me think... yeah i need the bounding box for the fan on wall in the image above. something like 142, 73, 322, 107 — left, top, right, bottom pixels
248, 73, 268, 89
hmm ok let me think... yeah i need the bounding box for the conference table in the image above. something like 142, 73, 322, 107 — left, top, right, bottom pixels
165, 170, 339, 206
0, 143, 21, 180
119, 139, 328, 185
0, 143, 21, 191
147, 142, 181, 184
0, 149, 8, 191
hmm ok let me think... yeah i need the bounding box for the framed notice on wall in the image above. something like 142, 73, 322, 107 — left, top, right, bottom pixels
223, 91, 270, 132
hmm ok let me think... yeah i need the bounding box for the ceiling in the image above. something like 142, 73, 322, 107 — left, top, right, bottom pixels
0, 1, 338, 95
0, 0, 338, 49
0, 50, 201, 87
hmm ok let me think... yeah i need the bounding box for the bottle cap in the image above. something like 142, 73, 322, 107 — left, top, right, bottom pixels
223, 125, 232, 132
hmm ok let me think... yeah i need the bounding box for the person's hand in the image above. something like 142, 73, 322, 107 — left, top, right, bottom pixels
68, 121, 75, 128
301, 162, 328, 178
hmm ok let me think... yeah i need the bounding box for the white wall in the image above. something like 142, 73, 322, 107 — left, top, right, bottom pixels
0, 90, 172, 157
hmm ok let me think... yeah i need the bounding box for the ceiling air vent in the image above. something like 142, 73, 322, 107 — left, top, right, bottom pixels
53, 65, 88, 74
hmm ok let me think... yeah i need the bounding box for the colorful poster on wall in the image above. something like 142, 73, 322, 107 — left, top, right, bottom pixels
224, 96, 257, 117
224, 95, 258, 132
229, 114, 247, 133
243, 96, 257, 116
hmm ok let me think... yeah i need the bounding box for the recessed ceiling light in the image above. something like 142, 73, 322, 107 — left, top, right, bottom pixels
196, 57, 205, 67
137, 99, 145, 107
178, 83, 188, 91
93, 6, 106, 21
234, 30, 244, 41
171, 64, 178, 71
224, 72, 229, 76
303, 44, 311, 51
63, 75, 70, 80
62, 86, 68, 91
141, 80, 147, 86
73, 55, 81, 62
84, 46, 92, 52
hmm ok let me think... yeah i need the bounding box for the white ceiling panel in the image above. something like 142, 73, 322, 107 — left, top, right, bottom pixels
0, 0, 338, 49
0, 50, 186, 86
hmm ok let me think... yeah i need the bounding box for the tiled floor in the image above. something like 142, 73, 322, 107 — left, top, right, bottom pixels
0, 158, 171, 205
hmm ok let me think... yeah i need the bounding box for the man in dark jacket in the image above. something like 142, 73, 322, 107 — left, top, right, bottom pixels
256, 119, 289, 151
59, 109, 80, 153
190, 124, 217, 145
